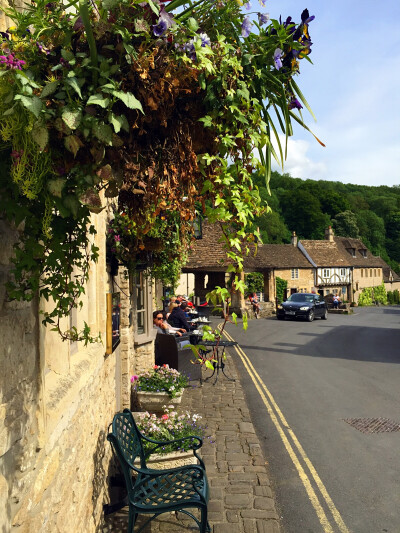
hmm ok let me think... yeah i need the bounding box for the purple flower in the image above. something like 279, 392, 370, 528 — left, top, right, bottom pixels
258, 12, 269, 25
273, 48, 283, 70
114, 235, 120, 242
199, 33, 211, 47
288, 96, 303, 110
153, 20, 167, 37
152, 7, 175, 37
259, 0, 266, 6
301, 9, 315, 24
0, 53, 26, 70
245, 2, 251, 9
241, 17, 252, 38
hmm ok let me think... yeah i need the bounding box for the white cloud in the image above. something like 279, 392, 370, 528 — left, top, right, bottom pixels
270, 135, 327, 181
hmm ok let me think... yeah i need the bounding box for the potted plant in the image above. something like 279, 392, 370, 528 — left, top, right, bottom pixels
134, 407, 208, 469
131, 365, 189, 412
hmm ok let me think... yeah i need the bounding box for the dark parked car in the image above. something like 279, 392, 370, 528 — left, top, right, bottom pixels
276, 293, 328, 322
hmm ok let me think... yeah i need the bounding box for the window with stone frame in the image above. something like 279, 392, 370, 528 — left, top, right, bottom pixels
291, 268, 299, 279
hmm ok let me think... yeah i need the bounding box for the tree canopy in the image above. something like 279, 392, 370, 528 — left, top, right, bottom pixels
251, 171, 400, 274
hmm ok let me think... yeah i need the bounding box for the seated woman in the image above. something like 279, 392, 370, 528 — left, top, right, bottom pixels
153, 310, 185, 336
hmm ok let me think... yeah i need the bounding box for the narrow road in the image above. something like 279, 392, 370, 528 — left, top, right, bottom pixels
225, 306, 400, 533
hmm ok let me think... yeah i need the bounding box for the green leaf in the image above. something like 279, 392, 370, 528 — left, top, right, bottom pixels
242, 312, 248, 331
205, 360, 214, 370
64, 134, 83, 157
92, 123, 113, 145
231, 312, 238, 326
41, 80, 59, 98
47, 178, 66, 198
110, 90, 143, 112
146, 0, 160, 15
61, 49, 74, 61
15, 95, 42, 118
63, 195, 80, 217
62, 108, 82, 130
87, 95, 110, 108
66, 77, 82, 98
108, 112, 129, 133
31, 123, 49, 151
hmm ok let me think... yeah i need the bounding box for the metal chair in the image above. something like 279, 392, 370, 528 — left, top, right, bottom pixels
107, 409, 210, 533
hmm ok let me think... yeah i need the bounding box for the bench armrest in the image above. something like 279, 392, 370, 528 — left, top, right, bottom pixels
142, 434, 205, 469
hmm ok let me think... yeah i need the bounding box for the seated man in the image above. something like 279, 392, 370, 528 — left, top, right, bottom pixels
153, 310, 185, 336
168, 302, 195, 331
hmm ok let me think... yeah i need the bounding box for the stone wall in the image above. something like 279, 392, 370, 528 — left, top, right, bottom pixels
275, 267, 315, 296
0, 206, 156, 532
352, 266, 385, 302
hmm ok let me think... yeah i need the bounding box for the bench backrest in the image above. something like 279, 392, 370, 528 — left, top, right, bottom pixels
107, 410, 146, 492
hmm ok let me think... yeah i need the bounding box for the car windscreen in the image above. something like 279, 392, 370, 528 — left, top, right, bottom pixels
287, 294, 313, 302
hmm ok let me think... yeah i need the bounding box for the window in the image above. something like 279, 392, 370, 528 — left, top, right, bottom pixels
323, 268, 330, 278
340, 268, 346, 276
370, 269, 372, 277
365, 269, 368, 277
374, 269, 376, 277
133, 271, 153, 344
291, 268, 299, 279
361, 269, 364, 278
135, 272, 147, 335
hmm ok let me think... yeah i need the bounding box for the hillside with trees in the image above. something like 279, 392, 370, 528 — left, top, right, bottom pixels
252, 172, 400, 274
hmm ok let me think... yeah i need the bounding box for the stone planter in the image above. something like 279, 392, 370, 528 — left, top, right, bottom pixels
135, 390, 183, 413
140, 450, 198, 470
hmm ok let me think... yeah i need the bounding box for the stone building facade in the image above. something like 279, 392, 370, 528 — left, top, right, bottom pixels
0, 203, 154, 532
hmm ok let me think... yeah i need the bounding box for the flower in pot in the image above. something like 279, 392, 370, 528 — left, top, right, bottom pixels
134, 407, 208, 467
132, 365, 189, 412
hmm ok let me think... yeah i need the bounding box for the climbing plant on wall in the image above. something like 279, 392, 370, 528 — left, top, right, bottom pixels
0, 0, 320, 341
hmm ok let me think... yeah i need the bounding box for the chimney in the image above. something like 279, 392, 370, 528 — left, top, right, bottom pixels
325, 226, 334, 242
291, 231, 298, 247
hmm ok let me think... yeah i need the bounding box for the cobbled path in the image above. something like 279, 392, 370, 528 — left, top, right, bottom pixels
102, 351, 282, 533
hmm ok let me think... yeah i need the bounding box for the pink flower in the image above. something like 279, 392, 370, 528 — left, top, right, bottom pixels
161, 414, 169, 420
130, 375, 139, 383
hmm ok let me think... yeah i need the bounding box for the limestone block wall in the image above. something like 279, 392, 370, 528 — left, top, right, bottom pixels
352, 267, 384, 302
275, 267, 315, 295
0, 191, 158, 532
0, 219, 41, 532
0, 212, 123, 533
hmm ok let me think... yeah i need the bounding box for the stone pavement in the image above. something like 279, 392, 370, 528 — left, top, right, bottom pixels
102, 351, 282, 533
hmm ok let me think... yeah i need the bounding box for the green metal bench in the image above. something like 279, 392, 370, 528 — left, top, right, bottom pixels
106, 409, 210, 533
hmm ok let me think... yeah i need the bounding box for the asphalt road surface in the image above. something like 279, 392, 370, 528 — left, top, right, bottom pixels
225, 306, 400, 533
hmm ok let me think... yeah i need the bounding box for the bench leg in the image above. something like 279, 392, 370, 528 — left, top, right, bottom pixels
128, 507, 137, 533
200, 506, 210, 533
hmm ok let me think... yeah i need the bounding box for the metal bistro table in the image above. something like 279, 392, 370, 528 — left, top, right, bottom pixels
200, 339, 238, 384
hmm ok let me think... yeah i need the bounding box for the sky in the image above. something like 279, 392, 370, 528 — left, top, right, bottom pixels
251, 0, 400, 187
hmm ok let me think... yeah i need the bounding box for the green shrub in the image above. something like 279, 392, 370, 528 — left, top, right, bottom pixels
276, 277, 288, 304
358, 282, 387, 306
245, 272, 264, 295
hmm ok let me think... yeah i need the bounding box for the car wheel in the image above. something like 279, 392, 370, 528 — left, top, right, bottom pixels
307, 309, 314, 322
321, 309, 328, 320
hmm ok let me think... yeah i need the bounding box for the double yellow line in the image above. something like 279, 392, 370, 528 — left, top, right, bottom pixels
221, 327, 350, 533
